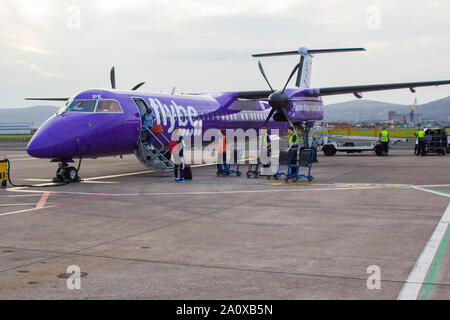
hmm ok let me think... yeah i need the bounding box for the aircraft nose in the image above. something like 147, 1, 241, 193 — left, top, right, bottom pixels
26, 117, 75, 159
27, 135, 52, 158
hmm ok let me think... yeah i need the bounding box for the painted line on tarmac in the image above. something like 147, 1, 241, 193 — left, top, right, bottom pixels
411, 186, 450, 198
35, 192, 50, 209
5, 186, 379, 197
397, 202, 450, 300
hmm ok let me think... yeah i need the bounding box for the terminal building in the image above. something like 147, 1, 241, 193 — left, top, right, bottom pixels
0, 123, 32, 135
388, 111, 422, 125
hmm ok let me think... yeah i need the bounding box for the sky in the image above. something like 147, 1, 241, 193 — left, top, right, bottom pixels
0, 0, 449, 109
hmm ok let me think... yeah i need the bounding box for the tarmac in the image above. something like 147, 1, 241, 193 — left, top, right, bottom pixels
0, 141, 449, 300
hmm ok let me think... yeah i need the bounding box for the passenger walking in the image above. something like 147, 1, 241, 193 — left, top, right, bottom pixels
143, 108, 156, 150
170, 128, 186, 182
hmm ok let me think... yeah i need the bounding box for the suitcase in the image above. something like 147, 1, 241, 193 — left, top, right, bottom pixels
151, 124, 163, 135
183, 165, 193, 180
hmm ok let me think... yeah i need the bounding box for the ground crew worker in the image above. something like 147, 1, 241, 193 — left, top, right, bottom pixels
416, 127, 426, 156
217, 129, 228, 174
286, 127, 299, 176
379, 127, 389, 155
259, 127, 272, 166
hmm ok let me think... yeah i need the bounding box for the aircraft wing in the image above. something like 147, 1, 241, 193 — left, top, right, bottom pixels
310, 80, 450, 96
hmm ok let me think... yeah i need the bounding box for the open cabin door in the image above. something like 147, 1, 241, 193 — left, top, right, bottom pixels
131, 98, 174, 172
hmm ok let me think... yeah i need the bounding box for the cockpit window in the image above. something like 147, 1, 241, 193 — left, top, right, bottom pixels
66, 100, 97, 112
96, 100, 122, 113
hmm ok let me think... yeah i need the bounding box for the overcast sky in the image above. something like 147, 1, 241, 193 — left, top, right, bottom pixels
0, 0, 449, 109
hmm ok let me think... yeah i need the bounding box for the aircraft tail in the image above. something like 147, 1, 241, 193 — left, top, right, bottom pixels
252, 47, 366, 89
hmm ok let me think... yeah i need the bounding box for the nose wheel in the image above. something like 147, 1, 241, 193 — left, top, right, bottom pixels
53, 161, 81, 183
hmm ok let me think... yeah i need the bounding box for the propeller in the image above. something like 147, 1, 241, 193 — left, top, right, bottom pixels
258, 61, 301, 130
110, 66, 146, 91
110, 66, 116, 89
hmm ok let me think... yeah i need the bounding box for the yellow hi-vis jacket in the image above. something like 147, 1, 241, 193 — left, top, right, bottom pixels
417, 131, 425, 139
380, 130, 389, 142
289, 133, 299, 146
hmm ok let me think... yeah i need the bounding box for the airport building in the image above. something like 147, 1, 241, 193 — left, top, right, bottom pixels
0, 123, 32, 135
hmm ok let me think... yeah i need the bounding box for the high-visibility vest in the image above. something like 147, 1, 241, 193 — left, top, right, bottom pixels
261, 134, 269, 148
417, 131, 425, 138
289, 133, 299, 146
380, 130, 389, 142
218, 136, 226, 154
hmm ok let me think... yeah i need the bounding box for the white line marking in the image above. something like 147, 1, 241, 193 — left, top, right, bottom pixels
6, 186, 378, 197
411, 186, 450, 198
0, 203, 39, 207
397, 202, 450, 300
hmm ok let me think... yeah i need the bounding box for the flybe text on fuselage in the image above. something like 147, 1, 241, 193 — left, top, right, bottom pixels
148, 98, 203, 134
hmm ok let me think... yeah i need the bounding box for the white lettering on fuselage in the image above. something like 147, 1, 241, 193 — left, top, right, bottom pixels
148, 98, 202, 135
292, 103, 322, 113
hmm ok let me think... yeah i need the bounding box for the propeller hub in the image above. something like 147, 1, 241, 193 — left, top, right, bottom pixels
268, 91, 289, 109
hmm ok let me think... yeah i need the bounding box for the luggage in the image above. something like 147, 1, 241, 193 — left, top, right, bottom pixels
183, 165, 193, 180
169, 141, 178, 154
151, 124, 163, 135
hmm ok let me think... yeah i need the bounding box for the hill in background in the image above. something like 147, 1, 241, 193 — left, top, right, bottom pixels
324, 96, 450, 122
0, 106, 59, 127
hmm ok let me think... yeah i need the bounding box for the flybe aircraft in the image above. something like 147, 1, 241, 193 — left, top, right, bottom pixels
25, 47, 450, 181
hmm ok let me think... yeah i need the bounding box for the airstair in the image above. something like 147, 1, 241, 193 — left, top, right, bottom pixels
134, 128, 174, 172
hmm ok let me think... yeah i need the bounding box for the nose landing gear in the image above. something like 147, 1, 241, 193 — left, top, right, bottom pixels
53, 154, 82, 183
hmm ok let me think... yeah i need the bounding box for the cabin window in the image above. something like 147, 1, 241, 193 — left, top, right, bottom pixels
96, 100, 122, 113
66, 100, 97, 112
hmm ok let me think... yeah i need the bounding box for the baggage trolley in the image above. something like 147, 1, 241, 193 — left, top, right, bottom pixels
217, 148, 243, 177
286, 149, 315, 183
273, 149, 299, 181
247, 147, 272, 179
246, 162, 260, 179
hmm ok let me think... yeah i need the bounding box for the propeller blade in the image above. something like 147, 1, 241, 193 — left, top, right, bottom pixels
25, 98, 70, 101
110, 66, 116, 89
131, 82, 145, 91
262, 108, 277, 127
258, 61, 275, 93
281, 62, 301, 93
280, 107, 297, 134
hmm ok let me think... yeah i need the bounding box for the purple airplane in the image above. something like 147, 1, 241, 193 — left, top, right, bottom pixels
26, 47, 450, 182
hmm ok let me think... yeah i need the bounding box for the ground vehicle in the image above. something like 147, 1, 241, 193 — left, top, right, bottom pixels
420, 128, 448, 156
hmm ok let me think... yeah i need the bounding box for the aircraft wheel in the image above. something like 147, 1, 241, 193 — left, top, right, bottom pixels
236, 171, 242, 177
308, 176, 314, 182
64, 166, 79, 182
